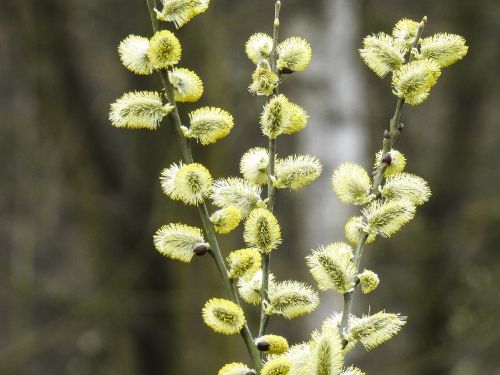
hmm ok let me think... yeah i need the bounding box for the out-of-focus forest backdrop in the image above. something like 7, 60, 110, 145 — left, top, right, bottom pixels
1, 0, 499, 374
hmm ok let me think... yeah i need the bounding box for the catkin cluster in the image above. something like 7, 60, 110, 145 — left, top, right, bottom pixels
360, 18, 467, 105
109, 4, 467, 374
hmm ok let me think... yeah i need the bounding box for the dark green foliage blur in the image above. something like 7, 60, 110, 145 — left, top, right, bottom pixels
1, 0, 499, 374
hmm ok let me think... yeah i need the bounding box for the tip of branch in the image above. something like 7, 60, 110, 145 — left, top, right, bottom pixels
420, 16, 428, 26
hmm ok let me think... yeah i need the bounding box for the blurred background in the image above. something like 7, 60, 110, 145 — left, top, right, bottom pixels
1, 0, 499, 374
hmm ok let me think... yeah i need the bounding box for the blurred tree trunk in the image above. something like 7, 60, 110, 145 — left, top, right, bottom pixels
298, 0, 367, 332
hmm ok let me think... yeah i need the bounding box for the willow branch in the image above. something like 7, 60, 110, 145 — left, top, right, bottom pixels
338, 17, 427, 344
258, 0, 281, 340
146, 0, 262, 369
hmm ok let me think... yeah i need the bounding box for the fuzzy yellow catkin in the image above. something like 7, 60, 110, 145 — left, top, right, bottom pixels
172, 163, 213, 205
282, 102, 308, 135
159, 162, 182, 199
237, 269, 275, 305
362, 199, 416, 238
392, 18, 419, 46
226, 248, 261, 279
277, 36, 312, 72
184, 107, 234, 145
358, 269, 379, 294
210, 206, 242, 234
148, 30, 182, 69
240, 147, 270, 186
419, 33, 468, 68
249, 61, 279, 96
279, 343, 312, 375
274, 154, 322, 190
255, 335, 289, 355
109, 91, 173, 130
217, 362, 252, 375
306, 242, 356, 293
331, 162, 372, 205
374, 149, 407, 177
211, 178, 263, 217
118, 35, 155, 75
155, 0, 210, 29
320, 313, 357, 353
391, 59, 441, 105
260, 95, 308, 139
266, 280, 319, 319
243, 208, 282, 253
202, 298, 246, 335
261, 357, 292, 375
380, 173, 431, 206
168, 68, 204, 102
310, 327, 344, 375
153, 223, 206, 263
344, 216, 376, 245
245, 33, 274, 64
348, 312, 406, 350
341, 367, 366, 375
359, 32, 405, 78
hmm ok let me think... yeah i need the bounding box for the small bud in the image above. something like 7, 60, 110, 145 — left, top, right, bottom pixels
279, 67, 295, 75
257, 341, 270, 351
194, 244, 209, 256
397, 122, 404, 132
383, 130, 391, 139
381, 152, 392, 165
